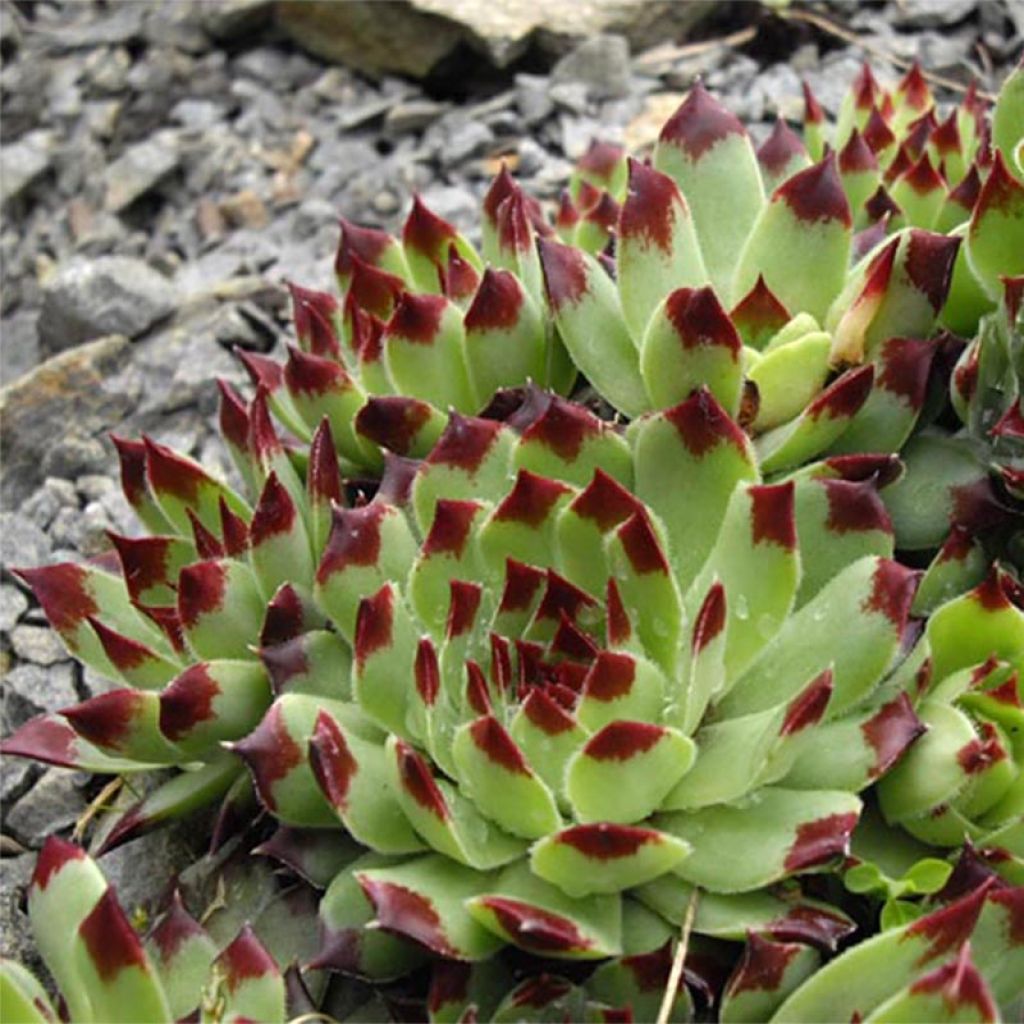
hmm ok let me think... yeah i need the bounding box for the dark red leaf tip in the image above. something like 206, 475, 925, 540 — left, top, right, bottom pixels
557, 823, 661, 859
88, 618, 156, 674
143, 436, 211, 504
403, 195, 457, 262
469, 716, 530, 774
838, 128, 878, 175
620, 159, 682, 252
538, 237, 590, 310
783, 812, 859, 872
336, 218, 393, 278
775, 154, 852, 226
571, 469, 644, 532
79, 888, 148, 982
583, 651, 636, 702
345, 255, 405, 321
577, 140, 626, 182
730, 275, 791, 341
660, 80, 745, 160
909, 943, 998, 1020
464, 267, 524, 334
860, 559, 919, 629
250, 472, 298, 547
62, 690, 141, 751
522, 687, 577, 735
426, 412, 503, 471
897, 61, 931, 111
415, 637, 440, 707
499, 558, 546, 613
354, 584, 394, 669
284, 345, 347, 398
480, 898, 590, 953
584, 720, 666, 760
802, 81, 824, 124
807, 365, 874, 422
975, 150, 1023, 220
904, 881, 992, 963
318, 503, 386, 582
309, 709, 358, 811
159, 663, 220, 742
727, 932, 800, 996
861, 693, 926, 778
32, 836, 86, 890
750, 481, 797, 550
387, 291, 447, 345
781, 669, 833, 736
494, 470, 571, 527
231, 702, 303, 813
664, 286, 741, 356
447, 579, 483, 639
358, 876, 455, 957
177, 559, 227, 629
663, 386, 748, 458
618, 511, 671, 575
394, 739, 449, 819
757, 118, 808, 176
423, 499, 483, 558
217, 379, 251, 452
355, 396, 434, 457
219, 925, 279, 990
692, 581, 727, 653
822, 477, 893, 535
13, 562, 97, 636
148, 890, 205, 962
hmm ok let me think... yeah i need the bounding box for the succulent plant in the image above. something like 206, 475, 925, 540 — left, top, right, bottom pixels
0, 838, 291, 1023
4, 63, 1024, 1024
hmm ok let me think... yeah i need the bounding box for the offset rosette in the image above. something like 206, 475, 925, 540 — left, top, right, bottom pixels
877, 567, 1024, 856
0, 838, 292, 1024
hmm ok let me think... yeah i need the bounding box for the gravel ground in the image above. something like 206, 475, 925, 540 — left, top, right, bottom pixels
1, 0, 1021, 969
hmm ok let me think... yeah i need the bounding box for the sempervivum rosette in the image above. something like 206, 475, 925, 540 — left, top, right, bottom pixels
0, 840, 285, 1023
0, 373, 978, 1018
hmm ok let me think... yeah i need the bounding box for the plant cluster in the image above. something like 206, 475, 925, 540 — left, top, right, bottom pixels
2, 60, 1023, 1024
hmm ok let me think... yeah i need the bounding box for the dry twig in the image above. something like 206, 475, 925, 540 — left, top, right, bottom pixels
656, 886, 701, 1024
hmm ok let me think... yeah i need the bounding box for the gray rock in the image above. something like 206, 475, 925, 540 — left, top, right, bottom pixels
278, 0, 715, 77
10, 626, 69, 667
551, 34, 631, 99
0, 130, 53, 209
385, 98, 449, 133
0, 335, 136, 507
38, 257, 177, 352
103, 133, 180, 213
20, 479, 80, 532
0, 310, 41, 385
75, 474, 115, 503
4, 769, 86, 846
549, 81, 591, 115
441, 120, 494, 163
0, 514, 50, 573
891, 0, 978, 28
0, 854, 41, 971
4, 663, 77, 714
170, 98, 226, 131
515, 74, 555, 125
201, 0, 275, 41
41, 434, 110, 483
47, 501, 114, 556
0, 585, 28, 632
0, 759, 36, 806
